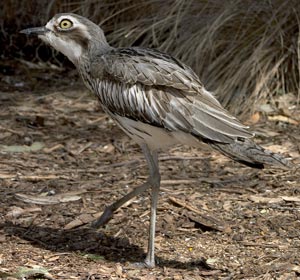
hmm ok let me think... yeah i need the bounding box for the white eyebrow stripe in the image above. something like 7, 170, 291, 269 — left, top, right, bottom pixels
57, 15, 78, 22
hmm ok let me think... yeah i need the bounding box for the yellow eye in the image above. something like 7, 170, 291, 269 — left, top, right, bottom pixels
59, 19, 73, 29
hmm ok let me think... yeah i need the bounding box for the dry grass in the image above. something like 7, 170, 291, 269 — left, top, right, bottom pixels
1, 0, 300, 119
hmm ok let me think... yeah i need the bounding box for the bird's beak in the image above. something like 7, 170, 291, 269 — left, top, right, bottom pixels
20, 26, 50, 36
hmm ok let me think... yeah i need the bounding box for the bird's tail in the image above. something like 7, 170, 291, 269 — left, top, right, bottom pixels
209, 139, 293, 169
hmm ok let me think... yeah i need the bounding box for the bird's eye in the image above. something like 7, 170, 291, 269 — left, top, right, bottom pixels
59, 19, 73, 29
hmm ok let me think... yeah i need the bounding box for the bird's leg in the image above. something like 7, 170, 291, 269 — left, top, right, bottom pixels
92, 180, 151, 228
142, 145, 160, 268
92, 144, 160, 267
92, 145, 159, 231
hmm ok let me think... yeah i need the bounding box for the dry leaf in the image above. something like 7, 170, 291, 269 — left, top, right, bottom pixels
254, 128, 280, 137
64, 219, 84, 230
173, 275, 183, 280
43, 144, 65, 153
259, 104, 275, 113
268, 115, 298, 125
99, 143, 115, 154
141, 275, 157, 280
249, 195, 283, 204
0, 174, 59, 181
247, 112, 260, 124
5, 206, 42, 219
15, 190, 87, 205
263, 144, 291, 154
0, 142, 44, 153
64, 213, 95, 229
115, 263, 123, 277
223, 201, 232, 211
281, 196, 300, 202
291, 265, 300, 273
15, 266, 53, 280
47, 256, 60, 262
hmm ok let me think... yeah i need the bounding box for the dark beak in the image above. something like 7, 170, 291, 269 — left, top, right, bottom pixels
20, 26, 49, 36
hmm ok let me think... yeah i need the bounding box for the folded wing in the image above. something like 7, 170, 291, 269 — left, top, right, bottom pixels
91, 47, 253, 143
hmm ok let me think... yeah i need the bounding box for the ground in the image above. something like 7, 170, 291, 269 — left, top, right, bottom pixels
0, 66, 300, 279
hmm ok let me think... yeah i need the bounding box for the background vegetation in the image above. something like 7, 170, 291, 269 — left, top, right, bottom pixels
1, 0, 299, 119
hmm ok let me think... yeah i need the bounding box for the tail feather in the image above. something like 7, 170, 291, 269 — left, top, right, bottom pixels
209, 139, 293, 169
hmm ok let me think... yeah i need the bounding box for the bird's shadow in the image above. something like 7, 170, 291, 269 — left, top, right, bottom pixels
2, 221, 212, 270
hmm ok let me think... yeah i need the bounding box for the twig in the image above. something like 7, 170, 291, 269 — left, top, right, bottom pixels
240, 242, 286, 248
168, 196, 227, 232
169, 196, 208, 215
0, 174, 60, 181
0, 125, 24, 136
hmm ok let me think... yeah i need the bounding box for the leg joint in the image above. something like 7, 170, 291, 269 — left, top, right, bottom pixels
148, 171, 161, 188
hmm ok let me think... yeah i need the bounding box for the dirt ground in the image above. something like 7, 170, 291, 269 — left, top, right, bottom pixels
0, 65, 300, 280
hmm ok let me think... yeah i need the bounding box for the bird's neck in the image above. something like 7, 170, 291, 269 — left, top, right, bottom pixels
75, 39, 111, 70
89, 40, 113, 57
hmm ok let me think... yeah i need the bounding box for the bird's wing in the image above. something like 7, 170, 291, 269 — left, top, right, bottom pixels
100, 48, 202, 91
92, 47, 219, 107
90, 47, 253, 143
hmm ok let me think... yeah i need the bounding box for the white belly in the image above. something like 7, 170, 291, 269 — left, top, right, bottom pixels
114, 115, 204, 151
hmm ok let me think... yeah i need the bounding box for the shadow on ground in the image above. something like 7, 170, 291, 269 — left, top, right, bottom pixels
2, 221, 215, 271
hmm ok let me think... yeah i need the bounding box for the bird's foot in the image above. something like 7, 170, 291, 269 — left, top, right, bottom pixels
92, 206, 113, 228
144, 255, 155, 268
129, 260, 155, 269
127, 253, 155, 268
144, 260, 155, 268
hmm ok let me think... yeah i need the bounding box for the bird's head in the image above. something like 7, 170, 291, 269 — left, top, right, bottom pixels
21, 13, 109, 64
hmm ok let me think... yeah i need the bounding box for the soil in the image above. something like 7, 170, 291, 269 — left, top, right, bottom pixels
0, 64, 300, 280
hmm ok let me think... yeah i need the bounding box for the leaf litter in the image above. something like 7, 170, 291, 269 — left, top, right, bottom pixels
0, 84, 299, 279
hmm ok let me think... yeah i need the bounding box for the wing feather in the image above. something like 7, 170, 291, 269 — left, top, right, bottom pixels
90, 47, 253, 143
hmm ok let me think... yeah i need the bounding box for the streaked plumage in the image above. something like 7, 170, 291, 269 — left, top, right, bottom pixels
21, 13, 293, 267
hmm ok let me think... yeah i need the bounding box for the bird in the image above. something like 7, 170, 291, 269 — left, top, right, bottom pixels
21, 13, 293, 268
